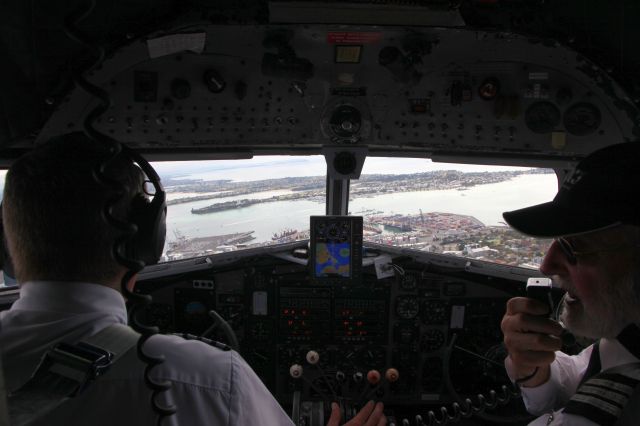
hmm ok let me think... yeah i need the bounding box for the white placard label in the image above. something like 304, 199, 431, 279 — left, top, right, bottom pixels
450, 305, 465, 329
252, 291, 268, 316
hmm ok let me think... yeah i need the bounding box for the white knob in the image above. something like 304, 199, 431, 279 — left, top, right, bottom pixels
290, 364, 303, 378
306, 350, 320, 365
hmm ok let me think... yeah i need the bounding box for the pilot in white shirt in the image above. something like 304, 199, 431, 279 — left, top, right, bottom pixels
1, 281, 295, 426
501, 142, 640, 426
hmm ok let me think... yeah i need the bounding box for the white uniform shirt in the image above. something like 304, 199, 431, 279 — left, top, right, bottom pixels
506, 339, 640, 425
0, 281, 295, 426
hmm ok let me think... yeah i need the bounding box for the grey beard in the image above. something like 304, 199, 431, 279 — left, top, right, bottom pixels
559, 270, 640, 339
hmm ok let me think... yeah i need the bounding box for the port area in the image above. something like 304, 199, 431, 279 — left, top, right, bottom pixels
165, 231, 256, 260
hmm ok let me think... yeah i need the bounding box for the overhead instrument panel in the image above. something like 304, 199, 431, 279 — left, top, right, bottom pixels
38, 25, 639, 158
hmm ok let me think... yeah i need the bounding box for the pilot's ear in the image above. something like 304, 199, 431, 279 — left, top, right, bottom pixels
126, 273, 137, 292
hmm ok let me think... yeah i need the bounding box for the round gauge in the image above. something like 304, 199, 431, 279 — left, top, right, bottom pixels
421, 329, 445, 352
183, 301, 208, 327
147, 303, 173, 331
394, 323, 419, 345
525, 101, 561, 133
325, 223, 344, 240
564, 102, 601, 136
359, 347, 386, 369
278, 347, 305, 367
396, 296, 420, 319
422, 300, 448, 325
250, 321, 271, 341
330, 105, 362, 137
399, 274, 418, 292
421, 357, 443, 391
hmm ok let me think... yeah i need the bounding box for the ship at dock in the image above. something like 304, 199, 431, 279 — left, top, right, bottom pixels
272, 228, 298, 241
271, 228, 300, 242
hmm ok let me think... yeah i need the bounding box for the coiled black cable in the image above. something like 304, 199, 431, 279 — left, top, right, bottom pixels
405, 334, 531, 426
62, 1, 175, 424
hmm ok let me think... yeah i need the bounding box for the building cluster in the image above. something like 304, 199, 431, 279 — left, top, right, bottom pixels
162, 210, 548, 269
363, 212, 549, 269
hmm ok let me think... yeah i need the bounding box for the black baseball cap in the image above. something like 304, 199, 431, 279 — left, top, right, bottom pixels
503, 142, 640, 237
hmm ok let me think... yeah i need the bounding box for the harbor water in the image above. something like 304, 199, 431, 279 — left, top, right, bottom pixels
165, 173, 558, 245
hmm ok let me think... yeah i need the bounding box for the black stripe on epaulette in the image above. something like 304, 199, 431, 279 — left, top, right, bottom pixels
564, 395, 621, 425
563, 372, 640, 425
581, 379, 635, 400
596, 372, 640, 389
173, 333, 232, 351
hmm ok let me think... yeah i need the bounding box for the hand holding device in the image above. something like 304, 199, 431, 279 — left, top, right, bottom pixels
501, 277, 564, 387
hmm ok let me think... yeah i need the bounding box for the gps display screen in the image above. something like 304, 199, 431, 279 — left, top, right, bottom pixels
310, 216, 362, 283
314, 242, 351, 277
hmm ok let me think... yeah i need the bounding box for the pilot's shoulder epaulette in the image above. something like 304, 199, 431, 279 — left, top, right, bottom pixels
563, 363, 640, 426
173, 333, 232, 351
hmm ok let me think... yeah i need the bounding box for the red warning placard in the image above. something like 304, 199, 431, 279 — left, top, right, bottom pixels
327, 32, 383, 44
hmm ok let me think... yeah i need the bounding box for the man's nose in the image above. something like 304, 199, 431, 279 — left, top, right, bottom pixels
540, 239, 570, 276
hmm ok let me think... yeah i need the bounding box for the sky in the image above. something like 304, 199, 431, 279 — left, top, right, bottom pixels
151, 156, 532, 183
0, 157, 544, 195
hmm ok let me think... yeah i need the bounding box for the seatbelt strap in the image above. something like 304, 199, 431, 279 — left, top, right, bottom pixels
8, 323, 140, 426
578, 341, 601, 387
613, 324, 640, 425
616, 324, 640, 359
616, 370, 640, 425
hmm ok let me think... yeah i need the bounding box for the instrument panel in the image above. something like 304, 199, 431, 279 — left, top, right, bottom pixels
136, 252, 529, 423
38, 23, 639, 160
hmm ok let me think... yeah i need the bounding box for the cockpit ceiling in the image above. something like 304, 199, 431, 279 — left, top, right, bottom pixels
1, 0, 639, 161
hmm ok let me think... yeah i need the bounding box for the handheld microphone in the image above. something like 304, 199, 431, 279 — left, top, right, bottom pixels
526, 277, 576, 347
526, 277, 556, 315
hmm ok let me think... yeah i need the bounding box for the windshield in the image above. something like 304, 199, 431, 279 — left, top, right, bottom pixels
156, 156, 557, 269
0, 155, 559, 289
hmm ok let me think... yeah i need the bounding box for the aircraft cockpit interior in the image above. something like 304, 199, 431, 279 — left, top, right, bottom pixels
1, 1, 639, 425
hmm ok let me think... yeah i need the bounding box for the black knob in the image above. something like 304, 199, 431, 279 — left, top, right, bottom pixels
203, 69, 226, 93
478, 77, 500, 100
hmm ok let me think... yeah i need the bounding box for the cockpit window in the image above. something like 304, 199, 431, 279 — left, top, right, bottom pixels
154, 156, 327, 261
354, 158, 558, 269
0, 157, 559, 281
0, 156, 558, 282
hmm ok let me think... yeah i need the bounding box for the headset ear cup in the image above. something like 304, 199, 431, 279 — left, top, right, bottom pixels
119, 146, 167, 265
128, 195, 148, 262
129, 192, 166, 265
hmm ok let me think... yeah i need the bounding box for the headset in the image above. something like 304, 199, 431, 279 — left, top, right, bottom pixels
119, 145, 167, 266
0, 138, 167, 283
